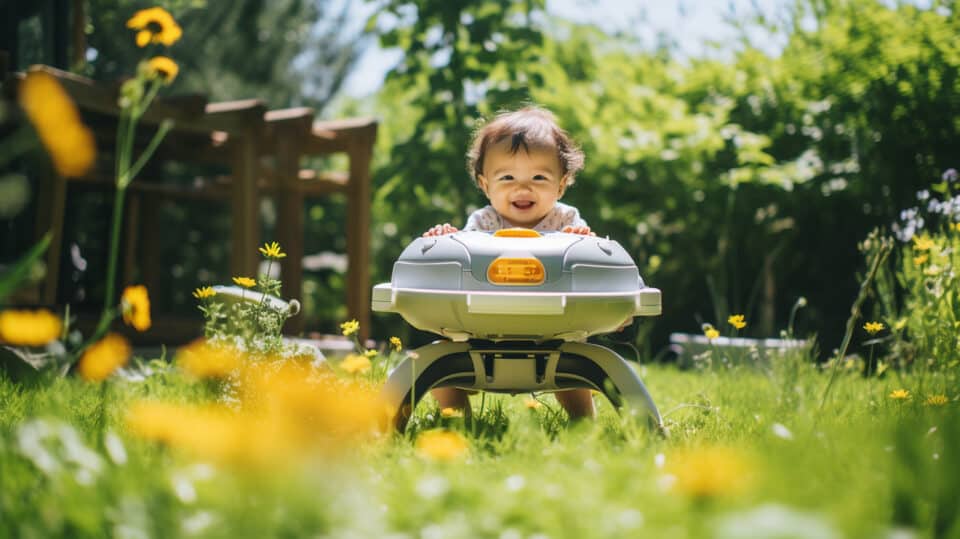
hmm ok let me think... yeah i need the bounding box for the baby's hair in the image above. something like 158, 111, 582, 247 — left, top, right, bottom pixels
467, 106, 585, 187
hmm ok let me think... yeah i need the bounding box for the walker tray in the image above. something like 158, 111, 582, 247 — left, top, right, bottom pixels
372, 229, 661, 342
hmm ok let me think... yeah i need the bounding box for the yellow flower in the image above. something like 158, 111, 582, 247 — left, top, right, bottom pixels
440, 407, 463, 418
126, 7, 182, 47
340, 354, 371, 375
924, 394, 949, 407
258, 241, 287, 259
524, 398, 542, 410
0, 309, 62, 346
78, 333, 131, 382
893, 318, 908, 331
121, 285, 151, 332
704, 326, 720, 340
363, 349, 378, 358
727, 314, 747, 330
863, 321, 884, 335
390, 336, 402, 352
18, 71, 96, 178
145, 56, 179, 84
889, 389, 911, 400
876, 361, 889, 376
913, 254, 928, 266
176, 339, 242, 379
192, 286, 216, 299
912, 235, 935, 252
340, 319, 359, 336
232, 276, 256, 288
415, 429, 469, 461
665, 445, 752, 498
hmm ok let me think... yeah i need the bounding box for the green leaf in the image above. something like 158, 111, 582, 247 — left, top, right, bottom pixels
0, 233, 51, 305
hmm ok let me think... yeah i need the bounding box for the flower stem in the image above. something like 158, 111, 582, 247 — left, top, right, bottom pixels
819, 240, 892, 411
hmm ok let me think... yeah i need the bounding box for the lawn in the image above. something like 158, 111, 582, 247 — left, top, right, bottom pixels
1, 344, 957, 539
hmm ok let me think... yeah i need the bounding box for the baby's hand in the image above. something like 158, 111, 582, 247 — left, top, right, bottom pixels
562, 225, 595, 236
423, 223, 459, 237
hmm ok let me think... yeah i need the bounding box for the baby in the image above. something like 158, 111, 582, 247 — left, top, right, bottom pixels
423, 106, 597, 420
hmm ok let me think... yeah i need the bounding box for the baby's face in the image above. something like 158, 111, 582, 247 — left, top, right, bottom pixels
478, 142, 566, 228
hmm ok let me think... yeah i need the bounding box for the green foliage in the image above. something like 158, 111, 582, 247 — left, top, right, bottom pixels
83, 0, 361, 110
194, 261, 300, 358
866, 171, 960, 372
360, 0, 960, 356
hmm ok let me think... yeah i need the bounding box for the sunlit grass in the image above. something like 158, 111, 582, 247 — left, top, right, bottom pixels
1, 348, 957, 538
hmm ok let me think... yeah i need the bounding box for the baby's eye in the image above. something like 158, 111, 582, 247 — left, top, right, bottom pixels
533, 174, 549, 181
498, 175, 514, 181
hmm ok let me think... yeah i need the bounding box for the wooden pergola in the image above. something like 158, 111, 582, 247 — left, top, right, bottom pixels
2, 65, 376, 342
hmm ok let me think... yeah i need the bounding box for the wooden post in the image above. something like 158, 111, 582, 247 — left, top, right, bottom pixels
275, 125, 305, 334
345, 125, 375, 342
36, 168, 67, 306
230, 129, 260, 279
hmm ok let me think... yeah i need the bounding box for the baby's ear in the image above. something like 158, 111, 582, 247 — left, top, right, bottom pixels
558, 174, 570, 197
477, 174, 490, 196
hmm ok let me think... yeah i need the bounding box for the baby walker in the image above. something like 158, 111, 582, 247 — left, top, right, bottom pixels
373, 228, 664, 432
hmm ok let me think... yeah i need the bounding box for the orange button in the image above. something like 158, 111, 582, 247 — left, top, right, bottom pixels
487, 257, 545, 285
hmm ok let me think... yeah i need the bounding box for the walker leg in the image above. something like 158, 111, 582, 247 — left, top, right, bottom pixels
558, 342, 664, 429
381, 341, 472, 432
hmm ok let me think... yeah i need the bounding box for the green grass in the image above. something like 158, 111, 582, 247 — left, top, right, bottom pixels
1, 351, 958, 538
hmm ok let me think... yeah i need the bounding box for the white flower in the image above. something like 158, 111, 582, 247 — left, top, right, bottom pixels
772, 423, 794, 440
415, 475, 449, 500
716, 504, 839, 539
505, 474, 526, 492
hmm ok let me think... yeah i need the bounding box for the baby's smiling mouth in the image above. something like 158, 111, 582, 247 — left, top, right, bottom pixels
512, 200, 535, 210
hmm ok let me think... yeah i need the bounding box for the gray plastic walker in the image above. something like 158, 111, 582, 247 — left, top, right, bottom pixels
373, 229, 664, 432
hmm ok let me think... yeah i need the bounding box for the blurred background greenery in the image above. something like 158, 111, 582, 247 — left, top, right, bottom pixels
3, 0, 959, 357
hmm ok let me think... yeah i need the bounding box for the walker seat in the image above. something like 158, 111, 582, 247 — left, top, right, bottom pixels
373, 228, 664, 431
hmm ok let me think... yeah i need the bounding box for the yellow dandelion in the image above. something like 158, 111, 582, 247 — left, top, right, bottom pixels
258, 241, 286, 259
912, 235, 935, 252
0, 309, 62, 346
390, 336, 402, 352
363, 349, 378, 358
889, 389, 911, 400
340, 319, 359, 336
665, 445, 752, 498
524, 398, 542, 410
340, 354, 371, 375
924, 395, 949, 407
893, 318, 907, 331
232, 276, 256, 288
121, 285, 151, 332
863, 321, 884, 335
415, 429, 469, 461
440, 407, 463, 419
704, 325, 720, 340
78, 333, 131, 382
145, 56, 179, 84
913, 254, 928, 266
193, 286, 216, 299
176, 339, 242, 379
727, 314, 747, 330
126, 7, 182, 47
18, 71, 96, 178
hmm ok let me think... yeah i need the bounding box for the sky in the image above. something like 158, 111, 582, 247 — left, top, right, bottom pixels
340, 0, 793, 97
